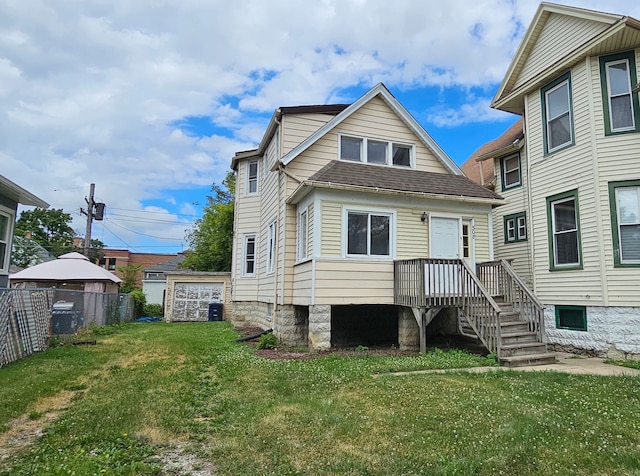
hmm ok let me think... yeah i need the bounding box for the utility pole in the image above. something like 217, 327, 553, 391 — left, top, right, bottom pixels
83, 183, 95, 258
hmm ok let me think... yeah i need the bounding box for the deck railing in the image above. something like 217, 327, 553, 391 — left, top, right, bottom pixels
394, 258, 502, 355
476, 259, 545, 343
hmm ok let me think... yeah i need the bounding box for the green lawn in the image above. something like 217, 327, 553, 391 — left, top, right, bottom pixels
1, 322, 639, 475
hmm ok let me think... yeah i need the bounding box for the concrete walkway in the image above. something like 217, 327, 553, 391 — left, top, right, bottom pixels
387, 352, 640, 377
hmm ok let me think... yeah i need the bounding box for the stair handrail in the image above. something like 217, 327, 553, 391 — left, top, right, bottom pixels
498, 259, 546, 344
459, 259, 502, 356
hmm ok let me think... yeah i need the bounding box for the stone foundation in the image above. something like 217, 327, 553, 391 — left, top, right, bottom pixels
545, 305, 640, 359
308, 305, 331, 351
230, 301, 272, 330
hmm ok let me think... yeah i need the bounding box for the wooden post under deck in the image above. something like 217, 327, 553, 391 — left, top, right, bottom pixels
411, 307, 443, 354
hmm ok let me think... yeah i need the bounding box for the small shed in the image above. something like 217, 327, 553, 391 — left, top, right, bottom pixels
164, 271, 231, 322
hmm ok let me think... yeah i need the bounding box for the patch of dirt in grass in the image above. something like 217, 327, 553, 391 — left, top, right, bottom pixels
153, 444, 217, 475
0, 390, 76, 465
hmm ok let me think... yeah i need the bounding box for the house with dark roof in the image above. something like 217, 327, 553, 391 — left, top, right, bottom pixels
0, 175, 49, 288
230, 83, 552, 365
465, 2, 640, 358
141, 254, 185, 305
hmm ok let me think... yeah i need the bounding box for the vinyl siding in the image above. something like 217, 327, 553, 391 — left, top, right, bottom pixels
321, 201, 342, 257
291, 260, 313, 303
525, 59, 604, 305
281, 113, 336, 156
313, 260, 394, 305
591, 49, 640, 305
492, 151, 533, 284
515, 14, 610, 90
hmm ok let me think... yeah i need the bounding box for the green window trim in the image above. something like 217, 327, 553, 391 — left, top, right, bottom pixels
555, 305, 587, 331
599, 51, 640, 136
540, 72, 575, 156
504, 211, 527, 243
546, 189, 582, 271
500, 153, 522, 191
608, 179, 640, 268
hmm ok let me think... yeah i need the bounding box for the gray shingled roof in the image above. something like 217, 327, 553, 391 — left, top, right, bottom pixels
144, 255, 185, 273
306, 161, 503, 201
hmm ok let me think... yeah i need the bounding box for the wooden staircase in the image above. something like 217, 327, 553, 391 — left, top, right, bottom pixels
395, 258, 556, 368
492, 296, 555, 367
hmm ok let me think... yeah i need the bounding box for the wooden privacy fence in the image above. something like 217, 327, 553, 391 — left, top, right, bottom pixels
0, 288, 54, 367
0, 288, 135, 367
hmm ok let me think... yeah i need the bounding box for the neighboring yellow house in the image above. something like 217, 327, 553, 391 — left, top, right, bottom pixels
230, 83, 555, 366
469, 2, 640, 358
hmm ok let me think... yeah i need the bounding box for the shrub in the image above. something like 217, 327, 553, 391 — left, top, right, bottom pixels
129, 290, 146, 318
143, 303, 163, 317
256, 333, 278, 350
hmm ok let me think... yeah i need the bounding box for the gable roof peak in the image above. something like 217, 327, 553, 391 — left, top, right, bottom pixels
279, 82, 461, 175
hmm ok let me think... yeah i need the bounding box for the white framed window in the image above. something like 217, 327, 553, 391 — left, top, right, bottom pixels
266, 220, 276, 274
344, 209, 393, 258
246, 160, 259, 195
600, 51, 640, 135
504, 212, 527, 243
242, 234, 257, 276
500, 153, 521, 190
542, 74, 573, 154
298, 209, 308, 261
547, 190, 581, 270
339, 135, 413, 168
0, 210, 12, 273
609, 182, 640, 266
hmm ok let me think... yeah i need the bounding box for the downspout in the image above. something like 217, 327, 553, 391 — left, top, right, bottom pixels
274, 117, 282, 317
523, 102, 536, 292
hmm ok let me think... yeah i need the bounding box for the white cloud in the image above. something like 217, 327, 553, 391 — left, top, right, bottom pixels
427, 97, 513, 127
2, 0, 638, 250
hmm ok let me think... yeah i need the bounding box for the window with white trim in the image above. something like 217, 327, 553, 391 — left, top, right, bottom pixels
600, 51, 640, 135
547, 190, 581, 269
242, 234, 256, 276
246, 160, 259, 195
500, 153, 521, 190
266, 220, 276, 274
340, 135, 413, 167
542, 73, 574, 154
0, 212, 10, 272
609, 181, 640, 266
346, 210, 392, 257
298, 210, 308, 261
504, 212, 527, 243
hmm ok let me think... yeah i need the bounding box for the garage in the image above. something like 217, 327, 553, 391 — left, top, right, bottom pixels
164, 271, 231, 322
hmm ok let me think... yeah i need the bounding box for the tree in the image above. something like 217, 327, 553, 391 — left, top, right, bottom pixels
117, 264, 143, 293
14, 208, 75, 258
182, 172, 235, 272
83, 239, 105, 263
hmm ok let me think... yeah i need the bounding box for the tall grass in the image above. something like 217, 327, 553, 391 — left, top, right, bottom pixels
1, 322, 639, 475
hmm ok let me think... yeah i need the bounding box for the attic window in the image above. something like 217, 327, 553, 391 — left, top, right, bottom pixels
340, 135, 413, 168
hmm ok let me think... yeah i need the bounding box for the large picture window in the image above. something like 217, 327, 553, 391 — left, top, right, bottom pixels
340, 135, 413, 168
547, 190, 581, 270
345, 210, 392, 257
541, 73, 574, 154
600, 51, 640, 135
609, 181, 640, 267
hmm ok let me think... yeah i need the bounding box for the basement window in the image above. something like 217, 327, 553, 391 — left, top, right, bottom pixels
555, 305, 587, 331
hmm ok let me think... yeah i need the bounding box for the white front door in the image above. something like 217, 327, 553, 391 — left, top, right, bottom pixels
430, 217, 461, 258
428, 216, 461, 295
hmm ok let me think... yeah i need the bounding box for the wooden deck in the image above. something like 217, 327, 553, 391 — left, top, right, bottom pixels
394, 258, 546, 364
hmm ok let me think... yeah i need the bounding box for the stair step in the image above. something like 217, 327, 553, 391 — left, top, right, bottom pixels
501, 331, 538, 345
500, 342, 548, 357
500, 352, 557, 368
500, 321, 530, 333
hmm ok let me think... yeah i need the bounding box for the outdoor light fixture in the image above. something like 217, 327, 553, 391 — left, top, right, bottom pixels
420, 212, 428, 222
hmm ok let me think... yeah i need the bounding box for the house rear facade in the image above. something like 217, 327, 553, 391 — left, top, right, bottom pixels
230, 84, 510, 352
469, 2, 640, 358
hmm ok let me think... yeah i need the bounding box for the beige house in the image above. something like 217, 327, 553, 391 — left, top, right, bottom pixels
230, 83, 554, 365
470, 2, 640, 358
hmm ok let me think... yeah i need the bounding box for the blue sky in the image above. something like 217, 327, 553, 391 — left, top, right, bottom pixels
3, 0, 640, 255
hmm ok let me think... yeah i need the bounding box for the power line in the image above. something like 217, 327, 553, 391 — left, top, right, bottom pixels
107, 220, 185, 241
106, 213, 194, 225
108, 206, 201, 218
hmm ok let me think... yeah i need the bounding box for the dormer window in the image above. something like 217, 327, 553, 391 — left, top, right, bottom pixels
340, 135, 413, 168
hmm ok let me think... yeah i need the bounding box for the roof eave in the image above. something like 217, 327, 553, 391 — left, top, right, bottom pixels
0, 175, 49, 208
286, 181, 504, 206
